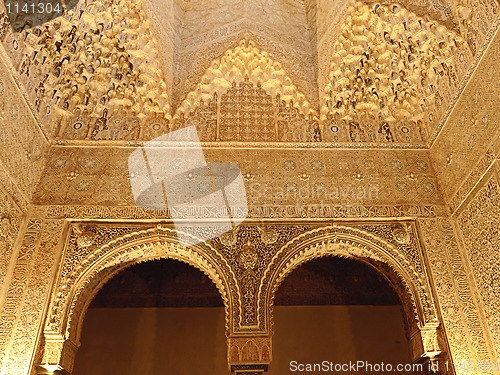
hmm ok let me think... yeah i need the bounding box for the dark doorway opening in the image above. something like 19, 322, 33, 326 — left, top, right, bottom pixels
271, 257, 413, 374
72, 259, 230, 375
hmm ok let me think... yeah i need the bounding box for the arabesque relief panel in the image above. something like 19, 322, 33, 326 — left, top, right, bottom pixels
0, 184, 24, 319
3, 211, 496, 375
0, 218, 65, 375
418, 217, 497, 372
455, 171, 500, 357
36, 219, 446, 374
430, 26, 499, 208
33, 147, 444, 211
426, 21, 499, 363
0, 43, 48, 203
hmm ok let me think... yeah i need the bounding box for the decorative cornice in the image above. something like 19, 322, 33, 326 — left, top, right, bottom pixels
258, 225, 436, 333
46, 226, 240, 341
49, 139, 428, 149
41, 204, 444, 220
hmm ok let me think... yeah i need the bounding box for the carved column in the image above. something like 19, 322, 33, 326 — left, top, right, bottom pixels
410, 323, 450, 374
37, 336, 78, 375
228, 337, 272, 374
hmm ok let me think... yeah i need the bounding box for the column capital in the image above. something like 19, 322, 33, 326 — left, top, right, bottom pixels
228, 336, 272, 373
38, 336, 78, 375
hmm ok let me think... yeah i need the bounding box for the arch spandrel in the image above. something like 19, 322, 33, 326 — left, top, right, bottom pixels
255, 225, 444, 362
42, 226, 240, 357
39, 222, 450, 374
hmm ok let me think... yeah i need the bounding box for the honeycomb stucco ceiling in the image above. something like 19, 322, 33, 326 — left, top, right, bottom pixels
0, 0, 497, 146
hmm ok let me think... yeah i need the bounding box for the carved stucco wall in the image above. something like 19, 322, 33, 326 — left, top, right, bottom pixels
430, 27, 499, 211
169, 0, 317, 109
0, 44, 48, 204
0, 43, 52, 372
418, 217, 497, 371
33, 147, 444, 212
0, 40, 63, 375
141, 0, 176, 102
317, 1, 498, 147
0, 217, 65, 375
0, 187, 25, 336
3, 211, 496, 375
144, 0, 498, 120
1, 0, 496, 147
32, 220, 447, 374
0, 0, 173, 142
424, 22, 500, 370
316, 0, 351, 97
0, 1, 498, 374
455, 173, 500, 357
316, 0, 498, 148
431, 23, 499, 357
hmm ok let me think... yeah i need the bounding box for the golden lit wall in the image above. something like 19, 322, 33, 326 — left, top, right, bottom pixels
425, 27, 500, 363
0, 45, 52, 372
33, 147, 444, 211
0, 0, 498, 373
272, 306, 410, 373
0, 47, 48, 202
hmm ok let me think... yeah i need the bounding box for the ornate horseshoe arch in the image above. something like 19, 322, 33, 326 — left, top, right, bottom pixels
37, 225, 240, 375
258, 225, 448, 365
